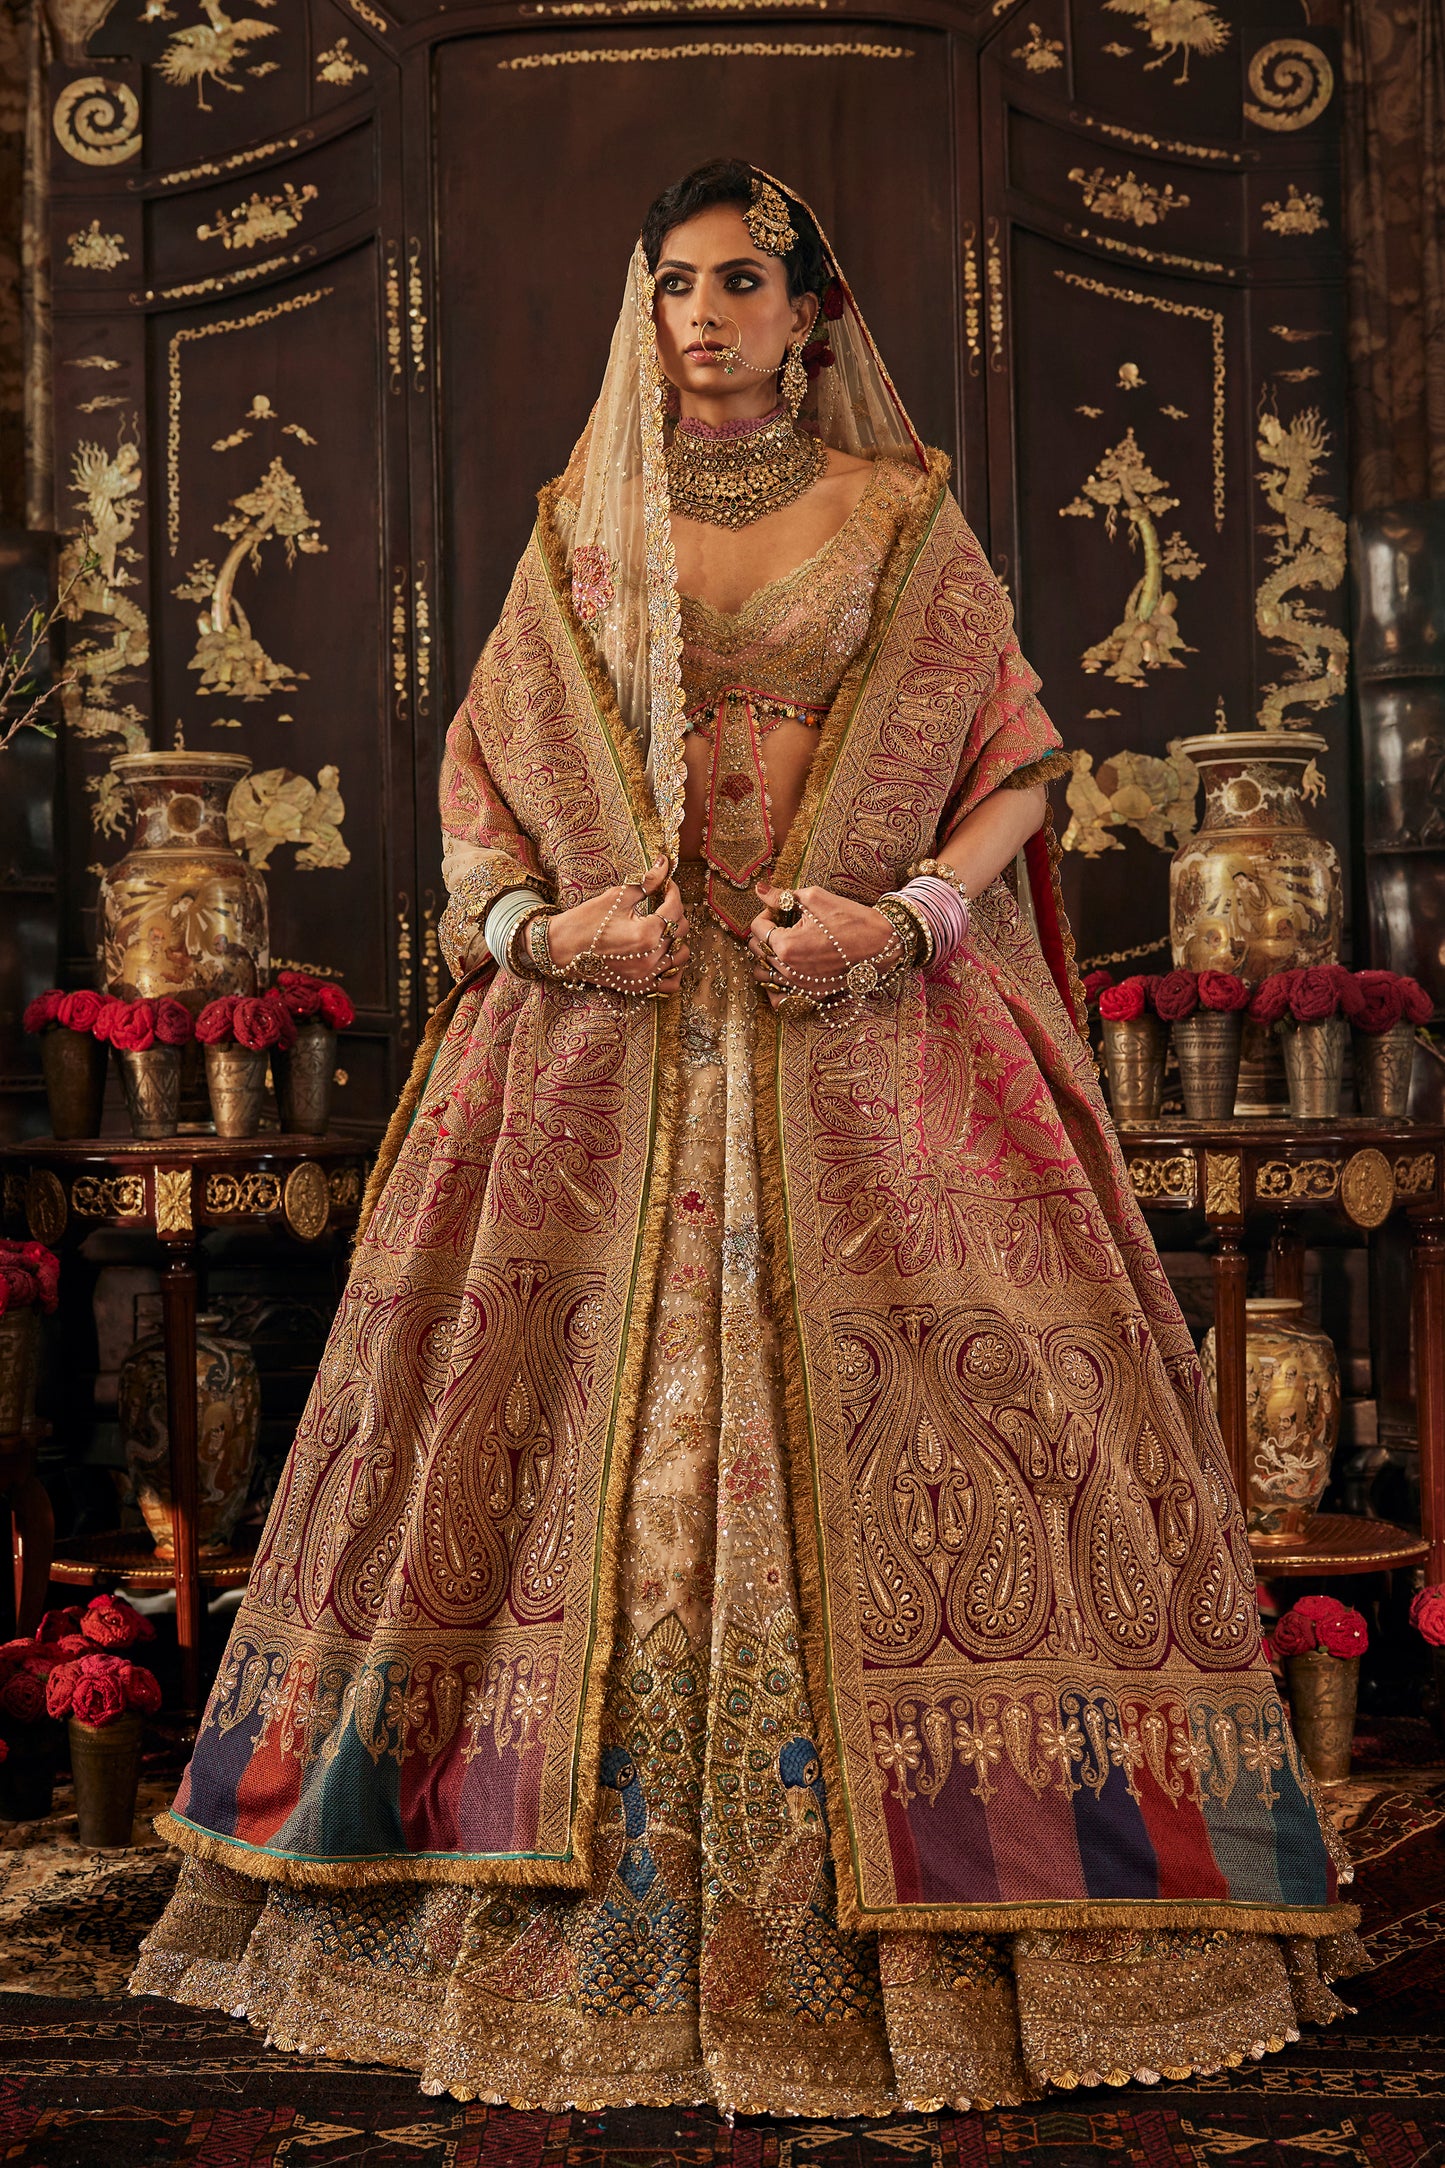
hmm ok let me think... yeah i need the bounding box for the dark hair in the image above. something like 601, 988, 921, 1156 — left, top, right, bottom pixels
641, 158, 830, 301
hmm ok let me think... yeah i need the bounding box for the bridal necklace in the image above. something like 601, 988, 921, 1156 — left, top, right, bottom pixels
666, 404, 827, 530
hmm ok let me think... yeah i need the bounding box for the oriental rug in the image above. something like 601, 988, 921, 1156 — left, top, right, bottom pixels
1, 1780, 1443, 2165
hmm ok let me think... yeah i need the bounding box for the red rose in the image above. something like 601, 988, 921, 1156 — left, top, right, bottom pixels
266, 993, 298, 1051
1411, 1585, 1445, 1648
1317, 1610, 1368, 1659
1198, 970, 1250, 1013
70, 1668, 127, 1726
1289, 968, 1342, 1024
1153, 969, 1199, 1023
1099, 975, 1151, 1022
1401, 977, 1433, 1026
1349, 972, 1405, 1033
82, 1592, 154, 1649
1082, 970, 1113, 1009
57, 988, 105, 1034
0, 1636, 33, 1677
316, 984, 355, 1029
821, 278, 846, 321
20, 1645, 61, 1676
154, 998, 194, 1047
52, 1635, 91, 1659
22, 991, 64, 1033
44, 1660, 82, 1720
90, 998, 123, 1044
276, 971, 323, 1020
119, 1661, 162, 1715
109, 999, 157, 1053
1270, 1607, 1315, 1657
801, 340, 835, 379
0, 1666, 47, 1720
231, 997, 275, 1052
195, 995, 239, 1045
1249, 972, 1296, 1025
36, 1605, 83, 1643
1276, 1593, 1368, 1660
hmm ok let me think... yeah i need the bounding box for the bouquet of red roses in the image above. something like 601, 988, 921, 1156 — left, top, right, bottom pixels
1249, 966, 1356, 1027
25, 1595, 161, 1726
95, 995, 194, 1053
1340, 969, 1433, 1035
1098, 974, 1162, 1022
0, 1238, 59, 1318
22, 988, 113, 1039
273, 970, 355, 1030
1081, 970, 1113, 1010
1149, 967, 1251, 1022
195, 992, 298, 1053
1270, 1593, 1368, 1662
1410, 1584, 1445, 1649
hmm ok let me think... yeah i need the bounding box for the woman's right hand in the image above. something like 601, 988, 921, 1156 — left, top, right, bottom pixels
546, 855, 691, 995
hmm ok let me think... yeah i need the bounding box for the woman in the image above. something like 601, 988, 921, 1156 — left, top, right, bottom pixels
133, 162, 1361, 2115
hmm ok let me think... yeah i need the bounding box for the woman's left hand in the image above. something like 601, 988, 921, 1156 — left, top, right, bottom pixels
747, 883, 898, 1008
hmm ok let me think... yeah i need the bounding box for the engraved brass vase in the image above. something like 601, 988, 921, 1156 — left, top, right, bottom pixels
1170, 731, 1341, 1114
1285, 1650, 1358, 1783
1170, 1010, 1244, 1121
99, 752, 269, 1008
1354, 1022, 1417, 1118
0, 1308, 41, 1434
204, 1044, 268, 1139
273, 1022, 336, 1136
39, 1028, 108, 1140
116, 1046, 181, 1140
1200, 1296, 1340, 1543
119, 1311, 260, 1557
68, 1712, 143, 1848
1101, 1016, 1166, 1122
1279, 1017, 1348, 1119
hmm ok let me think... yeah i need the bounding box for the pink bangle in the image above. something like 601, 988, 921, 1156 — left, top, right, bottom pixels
898, 876, 970, 967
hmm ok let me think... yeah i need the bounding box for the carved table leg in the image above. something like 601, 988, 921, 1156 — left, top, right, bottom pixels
1412, 1213, 1445, 1584
161, 1243, 203, 1725
1212, 1234, 1250, 1508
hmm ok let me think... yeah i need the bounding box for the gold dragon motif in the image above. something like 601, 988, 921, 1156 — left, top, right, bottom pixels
1254, 409, 1348, 729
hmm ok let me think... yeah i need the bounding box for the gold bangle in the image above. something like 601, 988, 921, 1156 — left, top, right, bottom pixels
525, 907, 568, 982
876, 894, 930, 968
908, 856, 971, 907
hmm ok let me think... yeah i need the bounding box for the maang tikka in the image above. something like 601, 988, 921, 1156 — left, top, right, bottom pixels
744, 177, 798, 260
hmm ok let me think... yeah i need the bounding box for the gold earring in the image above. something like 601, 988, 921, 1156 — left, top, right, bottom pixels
781, 338, 808, 419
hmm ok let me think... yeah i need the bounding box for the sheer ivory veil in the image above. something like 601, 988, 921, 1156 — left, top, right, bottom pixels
555, 172, 928, 864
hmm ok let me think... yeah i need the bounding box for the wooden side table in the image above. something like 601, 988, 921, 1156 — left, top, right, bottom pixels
1117, 1117, 1445, 1582
0, 1134, 368, 1723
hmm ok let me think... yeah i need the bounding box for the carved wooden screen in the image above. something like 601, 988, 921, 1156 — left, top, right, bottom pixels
45, 0, 1347, 1129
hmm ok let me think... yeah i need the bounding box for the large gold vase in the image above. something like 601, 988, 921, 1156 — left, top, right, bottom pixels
1200, 1296, 1340, 1543
1170, 731, 1342, 1114
118, 1310, 261, 1556
99, 751, 269, 1008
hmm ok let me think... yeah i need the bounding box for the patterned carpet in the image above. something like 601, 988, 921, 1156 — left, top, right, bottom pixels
1, 1777, 1443, 2165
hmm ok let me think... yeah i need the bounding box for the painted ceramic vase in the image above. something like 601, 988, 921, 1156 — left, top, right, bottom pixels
119, 1311, 260, 1557
99, 751, 269, 1009
1200, 1296, 1340, 1543
1170, 731, 1342, 1114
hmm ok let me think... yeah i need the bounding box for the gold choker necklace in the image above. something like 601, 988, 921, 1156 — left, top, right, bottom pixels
666, 407, 827, 529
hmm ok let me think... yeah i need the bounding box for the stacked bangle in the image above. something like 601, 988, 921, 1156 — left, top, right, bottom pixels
892, 868, 970, 968
875, 893, 932, 968
484, 885, 553, 972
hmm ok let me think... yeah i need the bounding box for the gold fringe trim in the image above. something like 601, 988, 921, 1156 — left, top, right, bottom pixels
1001, 747, 1071, 792
1039, 797, 1091, 1042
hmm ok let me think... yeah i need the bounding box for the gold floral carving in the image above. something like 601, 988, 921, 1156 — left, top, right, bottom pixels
391, 566, 409, 714
496, 39, 914, 67
1254, 410, 1347, 729
172, 443, 328, 701
24, 1171, 68, 1244
1205, 1152, 1242, 1217
205, 1171, 281, 1215
227, 766, 349, 870
961, 225, 982, 376
1081, 115, 1236, 163
406, 239, 428, 387
151, 134, 307, 190
167, 288, 333, 557
155, 1168, 193, 1235
145, 256, 311, 304
1054, 273, 1225, 528
1102, 0, 1229, 85
1068, 167, 1188, 229
1394, 1153, 1438, 1198
422, 890, 443, 1009
1254, 1159, 1338, 1204
72, 1173, 145, 1218
1061, 740, 1199, 856
317, 36, 369, 82
1126, 1155, 1197, 1206
397, 891, 414, 1045
1340, 1148, 1395, 1230
66, 220, 129, 270
984, 220, 1004, 371
197, 183, 317, 252
1060, 431, 1205, 683
1075, 230, 1225, 275
59, 426, 152, 800
1262, 185, 1327, 237
1012, 22, 1063, 72
1244, 39, 1334, 133
156, 5, 280, 113
347, 0, 389, 28
414, 563, 432, 717
328, 1165, 362, 1211
384, 243, 404, 394
283, 1161, 331, 1241
52, 78, 141, 165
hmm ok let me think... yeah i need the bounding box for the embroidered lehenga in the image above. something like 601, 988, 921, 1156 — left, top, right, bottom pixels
133, 182, 1363, 2114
